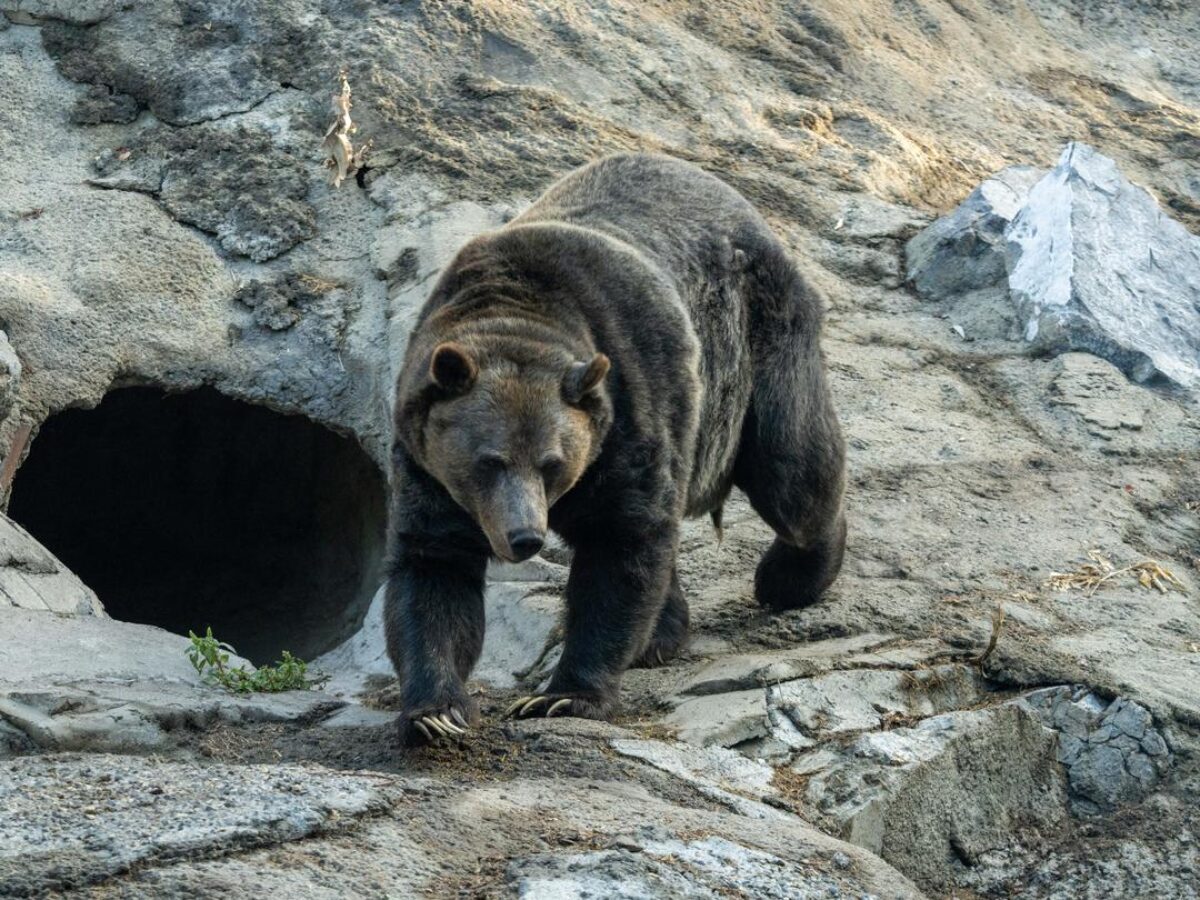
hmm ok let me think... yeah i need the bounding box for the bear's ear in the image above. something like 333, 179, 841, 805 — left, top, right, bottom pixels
429, 342, 477, 394
563, 353, 610, 404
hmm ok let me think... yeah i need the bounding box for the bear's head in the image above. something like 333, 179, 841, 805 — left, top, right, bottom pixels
399, 341, 611, 562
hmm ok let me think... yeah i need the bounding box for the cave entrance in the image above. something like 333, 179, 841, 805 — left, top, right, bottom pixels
8, 387, 387, 667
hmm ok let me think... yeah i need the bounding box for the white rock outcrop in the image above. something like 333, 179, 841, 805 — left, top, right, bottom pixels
908, 142, 1200, 390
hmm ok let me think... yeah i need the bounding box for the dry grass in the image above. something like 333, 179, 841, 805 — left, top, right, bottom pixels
770, 766, 811, 809
1045, 550, 1186, 597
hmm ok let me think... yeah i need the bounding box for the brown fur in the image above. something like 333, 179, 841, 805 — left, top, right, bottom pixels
385, 153, 846, 745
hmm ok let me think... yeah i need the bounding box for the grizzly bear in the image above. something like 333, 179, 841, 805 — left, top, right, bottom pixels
386, 153, 846, 745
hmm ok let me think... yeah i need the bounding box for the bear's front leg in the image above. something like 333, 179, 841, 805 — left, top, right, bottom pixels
507, 520, 677, 721
385, 546, 487, 746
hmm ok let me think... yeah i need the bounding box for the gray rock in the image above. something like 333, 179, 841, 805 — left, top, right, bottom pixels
676, 633, 897, 696
1006, 142, 1200, 388
804, 702, 1068, 892
0, 605, 223, 687
2, 0, 119, 25
1023, 687, 1172, 814
768, 665, 982, 739
0, 330, 21, 422
0, 753, 391, 895
0, 607, 343, 752
508, 847, 718, 899
663, 689, 770, 749
1068, 743, 1129, 810
155, 124, 317, 262
906, 165, 1042, 298
1048, 352, 1148, 440
0, 718, 32, 756
70, 83, 139, 124
508, 836, 859, 900
0, 514, 101, 616
908, 142, 1200, 390
610, 738, 777, 804
80, 775, 921, 899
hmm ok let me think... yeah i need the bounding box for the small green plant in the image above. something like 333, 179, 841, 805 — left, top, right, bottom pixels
186, 627, 327, 694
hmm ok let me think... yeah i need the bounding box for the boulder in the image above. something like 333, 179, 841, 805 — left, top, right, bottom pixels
905, 165, 1041, 298
663, 689, 772, 750
802, 701, 1068, 892
1007, 143, 1200, 388
0, 608, 344, 754
909, 142, 1200, 390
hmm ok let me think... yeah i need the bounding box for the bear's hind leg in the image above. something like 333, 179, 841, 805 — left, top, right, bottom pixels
631, 570, 689, 668
735, 249, 846, 612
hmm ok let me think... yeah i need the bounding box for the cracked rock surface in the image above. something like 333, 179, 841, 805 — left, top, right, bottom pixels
0, 0, 1199, 897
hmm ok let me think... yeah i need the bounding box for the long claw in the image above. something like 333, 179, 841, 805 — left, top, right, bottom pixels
545, 698, 572, 718
423, 715, 448, 737
519, 695, 549, 717
505, 696, 534, 719
413, 720, 433, 743
450, 707, 469, 728
436, 714, 465, 736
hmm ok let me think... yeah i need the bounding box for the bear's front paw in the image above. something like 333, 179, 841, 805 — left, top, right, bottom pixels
400, 700, 476, 747
503, 691, 612, 721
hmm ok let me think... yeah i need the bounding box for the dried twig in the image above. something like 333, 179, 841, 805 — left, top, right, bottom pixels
1045, 550, 1186, 597
976, 604, 1006, 669
322, 70, 370, 187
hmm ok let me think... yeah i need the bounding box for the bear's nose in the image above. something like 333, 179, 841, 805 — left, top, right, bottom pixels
507, 528, 544, 562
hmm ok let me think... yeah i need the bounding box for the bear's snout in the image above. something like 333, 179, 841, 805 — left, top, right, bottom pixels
506, 528, 545, 562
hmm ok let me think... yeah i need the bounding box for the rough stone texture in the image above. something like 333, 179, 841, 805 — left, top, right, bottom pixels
0, 754, 391, 896
508, 835, 866, 900
610, 738, 777, 802
910, 142, 1200, 388
0, 607, 343, 754
1025, 687, 1173, 815
79, 775, 921, 899
0, 513, 100, 615
803, 702, 1069, 892
769, 665, 983, 739
906, 165, 1042, 298
674, 634, 898, 696
664, 689, 772, 750
1007, 142, 1200, 388
607, 736, 793, 823
0, 606, 213, 687
0, 1, 1197, 897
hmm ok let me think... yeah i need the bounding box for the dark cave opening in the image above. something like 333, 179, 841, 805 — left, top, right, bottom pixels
8, 387, 387, 667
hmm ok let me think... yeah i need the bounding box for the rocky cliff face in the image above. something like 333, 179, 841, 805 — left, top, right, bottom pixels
1, 1, 1199, 897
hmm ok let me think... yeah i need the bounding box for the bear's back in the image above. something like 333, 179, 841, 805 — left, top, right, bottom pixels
513, 153, 770, 279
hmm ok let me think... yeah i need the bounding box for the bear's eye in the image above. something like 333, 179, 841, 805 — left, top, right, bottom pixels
474, 455, 507, 481
539, 456, 565, 485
